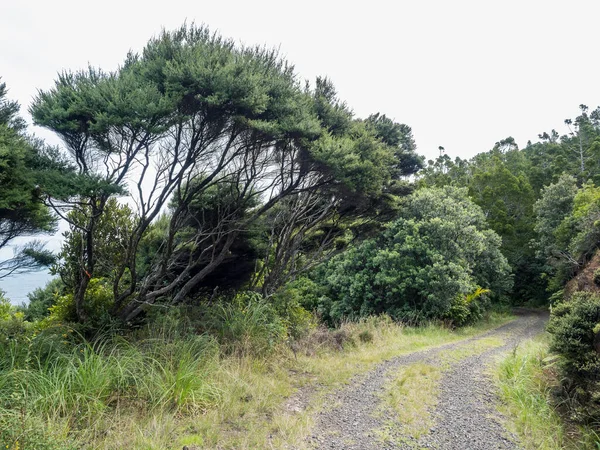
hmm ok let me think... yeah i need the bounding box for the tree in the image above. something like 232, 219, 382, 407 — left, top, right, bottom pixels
364, 113, 423, 178
534, 174, 579, 261
416, 154, 471, 188
468, 153, 535, 261
55, 198, 136, 293
525, 105, 600, 187
31, 25, 409, 323
22, 277, 64, 321
533, 177, 600, 292
0, 78, 56, 279
252, 91, 422, 297
309, 186, 511, 325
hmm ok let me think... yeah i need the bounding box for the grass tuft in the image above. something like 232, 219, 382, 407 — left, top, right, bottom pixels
495, 335, 600, 450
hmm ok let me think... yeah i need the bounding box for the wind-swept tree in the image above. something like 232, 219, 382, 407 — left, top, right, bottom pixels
252, 82, 422, 296
31, 25, 412, 323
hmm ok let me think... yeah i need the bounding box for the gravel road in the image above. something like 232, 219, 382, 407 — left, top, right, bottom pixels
306, 310, 548, 450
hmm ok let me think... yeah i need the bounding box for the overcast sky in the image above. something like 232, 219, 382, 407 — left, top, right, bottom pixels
3, 0, 600, 162
3, 0, 600, 301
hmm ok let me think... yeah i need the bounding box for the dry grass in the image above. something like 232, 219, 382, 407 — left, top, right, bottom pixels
110, 314, 513, 449
0, 313, 514, 450
381, 362, 442, 439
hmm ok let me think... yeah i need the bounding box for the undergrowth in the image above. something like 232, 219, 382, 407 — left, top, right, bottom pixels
0, 303, 513, 449
495, 335, 600, 450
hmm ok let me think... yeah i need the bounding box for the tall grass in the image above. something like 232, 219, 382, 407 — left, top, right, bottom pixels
495, 336, 600, 450
0, 325, 222, 449
0, 306, 513, 449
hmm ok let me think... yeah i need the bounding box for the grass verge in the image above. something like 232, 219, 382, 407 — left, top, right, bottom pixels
495, 335, 600, 450
0, 312, 513, 450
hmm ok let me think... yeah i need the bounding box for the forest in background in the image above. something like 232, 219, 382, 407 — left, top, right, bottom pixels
1, 23, 600, 448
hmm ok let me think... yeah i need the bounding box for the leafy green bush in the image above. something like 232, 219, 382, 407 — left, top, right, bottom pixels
444, 287, 491, 327
0, 410, 74, 450
548, 291, 600, 422
41, 278, 116, 332
0, 290, 77, 373
308, 187, 511, 325
270, 281, 318, 339
23, 278, 64, 321
0, 291, 35, 348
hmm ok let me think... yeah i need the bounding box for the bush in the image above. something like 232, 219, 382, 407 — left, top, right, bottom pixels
547, 291, 600, 422
308, 187, 511, 325
0, 410, 74, 450
23, 278, 64, 321
0, 290, 78, 373
0, 291, 34, 348
443, 287, 491, 327
270, 281, 318, 339
41, 278, 117, 332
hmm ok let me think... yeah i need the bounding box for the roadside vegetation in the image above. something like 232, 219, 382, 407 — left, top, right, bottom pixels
2, 21, 600, 449
0, 295, 511, 449
496, 336, 600, 450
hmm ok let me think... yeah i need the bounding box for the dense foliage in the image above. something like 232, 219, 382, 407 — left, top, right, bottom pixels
415, 106, 600, 425
302, 187, 511, 325
0, 80, 58, 278
548, 292, 600, 423
28, 25, 421, 324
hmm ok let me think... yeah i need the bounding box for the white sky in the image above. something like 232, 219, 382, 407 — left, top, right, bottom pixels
2, 0, 600, 301
3, 0, 600, 162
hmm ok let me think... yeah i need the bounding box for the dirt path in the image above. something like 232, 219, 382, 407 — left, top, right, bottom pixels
305, 310, 548, 450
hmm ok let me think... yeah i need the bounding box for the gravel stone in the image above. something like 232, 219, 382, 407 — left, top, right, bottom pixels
305, 310, 548, 450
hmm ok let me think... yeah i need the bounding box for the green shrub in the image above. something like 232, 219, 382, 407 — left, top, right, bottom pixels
444, 287, 491, 327
23, 278, 64, 321
547, 291, 600, 422
0, 409, 75, 450
270, 281, 318, 339
307, 187, 511, 325
41, 278, 116, 332
0, 291, 76, 372
0, 292, 36, 352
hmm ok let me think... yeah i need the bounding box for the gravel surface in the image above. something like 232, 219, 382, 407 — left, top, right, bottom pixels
305, 310, 548, 450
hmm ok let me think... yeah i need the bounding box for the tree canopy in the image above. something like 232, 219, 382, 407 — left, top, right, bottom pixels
302, 186, 511, 325
0, 79, 57, 279
30, 25, 421, 322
